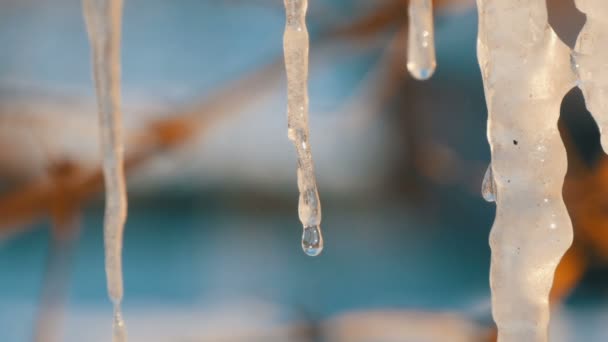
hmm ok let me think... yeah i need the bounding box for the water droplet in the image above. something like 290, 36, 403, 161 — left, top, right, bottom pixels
302, 225, 323, 256
407, 65, 435, 80
482, 164, 497, 203
407, 0, 436, 80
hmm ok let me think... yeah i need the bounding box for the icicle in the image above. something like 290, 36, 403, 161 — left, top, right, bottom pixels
407, 0, 436, 80
572, 0, 608, 152
283, 0, 324, 257
82, 0, 128, 340
475, 1, 575, 341
113, 303, 127, 341
481, 164, 496, 203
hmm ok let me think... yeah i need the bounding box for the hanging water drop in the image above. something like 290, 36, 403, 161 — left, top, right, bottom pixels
481, 164, 496, 202
283, 0, 324, 256
82, 0, 128, 339
302, 225, 323, 257
407, 0, 437, 80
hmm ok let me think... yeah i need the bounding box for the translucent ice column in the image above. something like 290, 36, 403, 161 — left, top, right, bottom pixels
83, 0, 128, 340
283, 0, 324, 256
476, 1, 575, 340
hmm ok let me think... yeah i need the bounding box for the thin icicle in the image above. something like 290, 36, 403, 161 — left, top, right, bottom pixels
283, 0, 323, 257
407, 0, 437, 80
481, 164, 496, 203
113, 303, 127, 342
475, 0, 575, 341
82, 0, 128, 340
572, 0, 608, 152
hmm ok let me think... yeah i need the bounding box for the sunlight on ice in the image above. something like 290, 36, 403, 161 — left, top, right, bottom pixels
476, 0, 575, 340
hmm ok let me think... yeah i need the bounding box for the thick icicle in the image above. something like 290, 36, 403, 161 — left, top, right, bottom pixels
407, 0, 436, 80
481, 164, 496, 203
572, 0, 608, 152
283, 0, 324, 257
82, 0, 128, 340
475, 1, 575, 341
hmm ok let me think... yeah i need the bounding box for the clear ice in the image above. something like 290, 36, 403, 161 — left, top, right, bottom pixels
83, 0, 128, 340
407, 0, 437, 80
283, 0, 324, 256
302, 225, 323, 257
573, 0, 608, 152
476, 0, 575, 340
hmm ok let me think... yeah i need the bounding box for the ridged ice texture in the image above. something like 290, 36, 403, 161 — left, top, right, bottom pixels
407, 0, 436, 80
476, 1, 575, 341
573, 0, 608, 152
283, 0, 323, 257
83, 0, 128, 340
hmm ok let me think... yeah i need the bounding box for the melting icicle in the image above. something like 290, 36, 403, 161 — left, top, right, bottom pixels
407, 0, 436, 80
572, 0, 608, 152
475, 0, 575, 340
283, 0, 324, 256
83, 0, 128, 340
113, 303, 126, 342
481, 164, 496, 203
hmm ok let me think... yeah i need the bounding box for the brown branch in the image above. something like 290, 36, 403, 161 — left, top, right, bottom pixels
0, 57, 284, 237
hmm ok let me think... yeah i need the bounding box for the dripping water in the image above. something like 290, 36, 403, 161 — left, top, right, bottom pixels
481, 164, 496, 202
302, 225, 323, 257
283, 0, 324, 256
83, 0, 128, 339
407, 0, 437, 80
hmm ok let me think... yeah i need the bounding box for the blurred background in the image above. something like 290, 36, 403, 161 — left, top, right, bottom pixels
1, 0, 607, 341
